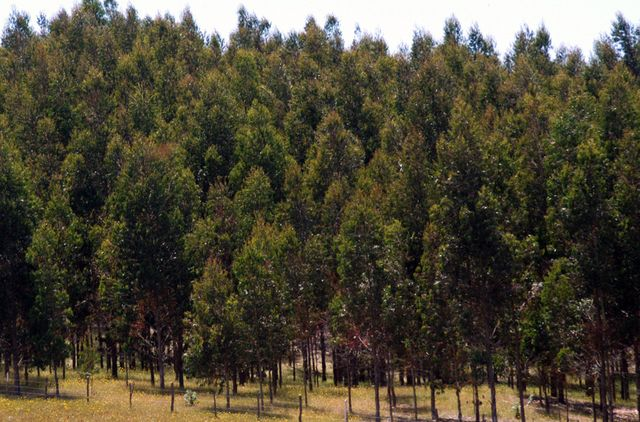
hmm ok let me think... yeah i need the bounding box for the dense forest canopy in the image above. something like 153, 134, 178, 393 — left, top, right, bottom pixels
1, 1, 639, 421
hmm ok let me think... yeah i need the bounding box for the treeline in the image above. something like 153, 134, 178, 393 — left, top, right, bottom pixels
1, 1, 639, 421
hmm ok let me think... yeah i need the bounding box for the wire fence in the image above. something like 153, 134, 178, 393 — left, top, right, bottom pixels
0, 380, 51, 398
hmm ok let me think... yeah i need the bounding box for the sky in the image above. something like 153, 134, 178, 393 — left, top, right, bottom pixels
1, 0, 639, 58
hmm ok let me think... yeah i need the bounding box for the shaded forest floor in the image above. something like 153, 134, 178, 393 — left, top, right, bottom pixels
0, 368, 637, 421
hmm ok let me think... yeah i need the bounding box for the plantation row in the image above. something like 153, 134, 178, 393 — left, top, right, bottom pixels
1, 1, 640, 421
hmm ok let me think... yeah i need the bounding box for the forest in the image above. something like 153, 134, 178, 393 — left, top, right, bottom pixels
1, 1, 640, 421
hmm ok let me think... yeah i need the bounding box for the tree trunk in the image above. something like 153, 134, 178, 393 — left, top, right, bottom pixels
4, 350, 10, 380
430, 380, 438, 421
292, 344, 296, 382
634, 341, 639, 422
456, 384, 463, 422
278, 357, 282, 388
156, 326, 165, 390
591, 379, 597, 422
149, 348, 155, 386
599, 353, 609, 422
487, 350, 498, 422
620, 351, 629, 401
225, 368, 230, 409
307, 338, 313, 392
374, 350, 381, 422
472, 365, 480, 422
387, 353, 394, 422
258, 363, 264, 410
268, 368, 273, 404
320, 329, 327, 382
174, 335, 184, 389
516, 355, 527, 422
412, 368, 418, 421
11, 318, 20, 395
348, 357, 353, 413
53, 362, 59, 398
72, 333, 77, 370
543, 372, 550, 413
332, 347, 337, 386
110, 341, 118, 379
608, 360, 615, 422
233, 365, 238, 394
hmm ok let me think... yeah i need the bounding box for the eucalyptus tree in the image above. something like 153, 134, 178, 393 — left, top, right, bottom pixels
98, 139, 199, 389
0, 140, 38, 393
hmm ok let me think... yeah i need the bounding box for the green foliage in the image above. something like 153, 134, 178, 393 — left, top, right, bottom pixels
1, 8, 639, 417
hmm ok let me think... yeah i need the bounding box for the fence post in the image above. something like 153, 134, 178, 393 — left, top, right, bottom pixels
129, 382, 134, 408
298, 394, 303, 422
170, 382, 175, 413
344, 399, 348, 422
86, 373, 90, 402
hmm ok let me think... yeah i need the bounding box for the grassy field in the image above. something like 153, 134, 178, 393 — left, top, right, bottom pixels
0, 366, 637, 421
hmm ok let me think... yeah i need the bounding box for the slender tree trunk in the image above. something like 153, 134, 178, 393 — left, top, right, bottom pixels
591, 379, 597, 422
348, 356, 352, 413
53, 362, 59, 398
233, 364, 238, 394
472, 365, 480, 422
268, 368, 273, 404
620, 351, 629, 401
312, 336, 318, 387
634, 340, 640, 422
430, 379, 438, 421
175, 335, 184, 389
332, 347, 337, 386
4, 350, 10, 380
307, 338, 313, 392
456, 384, 463, 422
156, 326, 165, 390
558, 372, 566, 404
608, 360, 615, 422
320, 329, 327, 382
487, 350, 498, 422
110, 341, 118, 379
543, 372, 550, 413
412, 368, 418, 421
225, 368, 230, 409
374, 350, 381, 422
292, 344, 296, 382
72, 333, 77, 370
149, 348, 155, 386
212, 382, 217, 417
387, 353, 394, 422
600, 353, 609, 422
258, 363, 264, 411
11, 318, 20, 395
278, 357, 282, 388
516, 355, 527, 422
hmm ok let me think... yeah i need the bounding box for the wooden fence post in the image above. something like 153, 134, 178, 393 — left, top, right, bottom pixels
86, 374, 90, 402
344, 399, 348, 422
129, 382, 134, 408
170, 382, 175, 413
298, 394, 303, 422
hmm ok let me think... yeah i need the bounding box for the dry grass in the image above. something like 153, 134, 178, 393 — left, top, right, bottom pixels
0, 367, 637, 421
